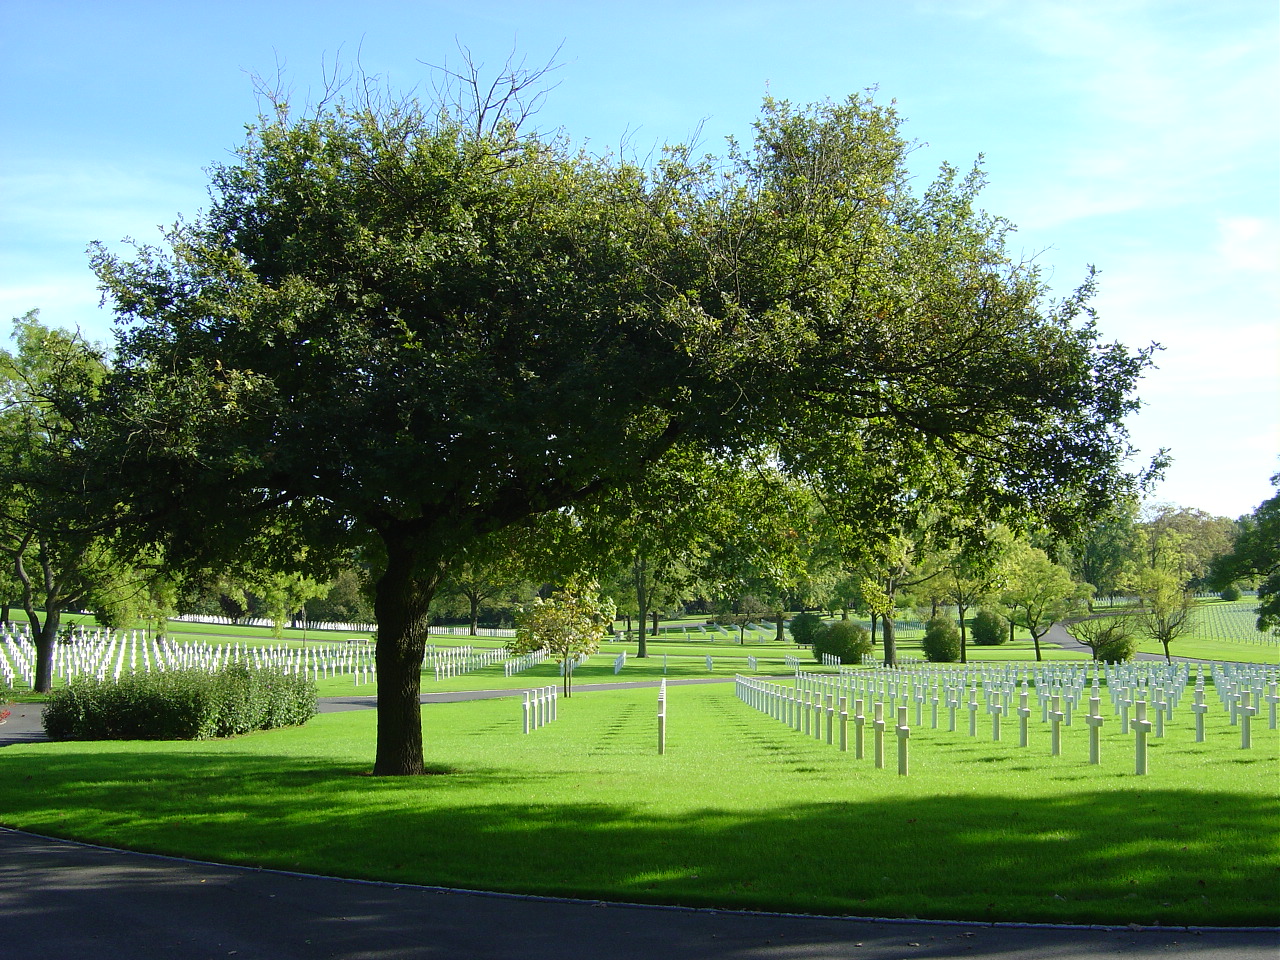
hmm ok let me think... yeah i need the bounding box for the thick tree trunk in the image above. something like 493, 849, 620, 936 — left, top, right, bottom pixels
469, 595, 480, 636
634, 556, 648, 659
882, 614, 897, 668
372, 537, 436, 776
958, 603, 969, 664
651, 610, 659, 635
775, 611, 785, 642
32, 609, 60, 694
869, 613, 877, 646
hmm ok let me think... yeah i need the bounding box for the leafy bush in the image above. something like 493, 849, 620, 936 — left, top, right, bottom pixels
812, 620, 872, 664
42, 664, 317, 741
921, 617, 961, 662
1094, 633, 1138, 663
970, 610, 1007, 646
788, 612, 825, 647
1220, 585, 1241, 602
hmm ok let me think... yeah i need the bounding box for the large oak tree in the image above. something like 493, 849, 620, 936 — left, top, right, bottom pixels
89, 67, 1154, 774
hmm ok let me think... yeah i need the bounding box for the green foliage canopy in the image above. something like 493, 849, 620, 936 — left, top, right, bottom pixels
87, 70, 1156, 774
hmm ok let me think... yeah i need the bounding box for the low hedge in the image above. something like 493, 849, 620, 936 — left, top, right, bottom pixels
42, 663, 317, 741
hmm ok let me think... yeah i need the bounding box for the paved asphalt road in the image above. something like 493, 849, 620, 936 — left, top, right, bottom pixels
3, 673, 1277, 959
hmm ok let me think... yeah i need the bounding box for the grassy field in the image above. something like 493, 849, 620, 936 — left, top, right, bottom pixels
1, 680, 1276, 926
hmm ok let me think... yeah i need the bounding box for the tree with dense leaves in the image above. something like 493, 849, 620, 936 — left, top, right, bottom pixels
0, 313, 143, 692
1069, 503, 1143, 607
509, 581, 614, 696
1001, 540, 1090, 661
1130, 533, 1199, 662
89, 64, 1156, 774
1209, 474, 1280, 634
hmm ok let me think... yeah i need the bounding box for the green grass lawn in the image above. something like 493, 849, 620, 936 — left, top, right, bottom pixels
1071, 600, 1279, 665
2, 680, 1275, 926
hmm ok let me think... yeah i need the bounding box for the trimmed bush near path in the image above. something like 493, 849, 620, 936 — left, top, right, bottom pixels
42, 664, 316, 741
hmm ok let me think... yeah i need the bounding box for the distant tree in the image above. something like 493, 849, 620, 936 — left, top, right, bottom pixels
939, 530, 1012, 662
0, 312, 135, 692
1001, 541, 1090, 661
1138, 503, 1235, 589
1070, 504, 1142, 606
308, 567, 375, 624
1130, 533, 1199, 662
1208, 475, 1280, 634
789, 611, 825, 647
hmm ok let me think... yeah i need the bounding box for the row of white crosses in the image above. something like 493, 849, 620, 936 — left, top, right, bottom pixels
737, 659, 1278, 776
504, 649, 547, 677
426, 645, 506, 681
521, 685, 558, 733
0, 629, 384, 688
559, 653, 590, 676
734, 674, 913, 774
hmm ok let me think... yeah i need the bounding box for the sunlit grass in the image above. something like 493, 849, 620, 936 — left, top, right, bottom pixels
2, 681, 1275, 926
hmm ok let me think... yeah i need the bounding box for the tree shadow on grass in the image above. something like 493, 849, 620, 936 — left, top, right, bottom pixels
1, 743, 1275, 927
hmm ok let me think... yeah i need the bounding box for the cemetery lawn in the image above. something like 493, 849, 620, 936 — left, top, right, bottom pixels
2, 683, 1276, 927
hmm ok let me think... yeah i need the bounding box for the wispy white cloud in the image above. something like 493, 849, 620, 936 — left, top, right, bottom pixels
933, 0, 1279, 230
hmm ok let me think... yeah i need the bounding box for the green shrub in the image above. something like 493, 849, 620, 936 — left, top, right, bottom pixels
1094, 633, 1138, 663
789, 612, 825, 647
921, 617, 961, 662
1220, 585, 1242, 602
970, 610, 1007, 646
42, 664, 317, 741
812, 620, 872, 665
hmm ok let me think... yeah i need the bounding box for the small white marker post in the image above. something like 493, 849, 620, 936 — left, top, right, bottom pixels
1017, 688, 1031, 748
1049, 695, 1064, 757
839, 695, 849, 752
803, 690, 812, 737
896, 706, 910, 776
1192, 686, 1209, 743
1118, 688, 1132, 735
522, 692, 531, 734
967, 689, 979, 737
991, 697, 1004, 742
1240, 691, 1256, 749
1085, 689, 1105, 764
930, 685, 939, 729
657, 679, 667, 755
549, 685, 557, 722
948, 690, 958, 733
1153, 688, 1167, 738
1265, 683, 1279, 731
873, 701, 886, 769
854, 698, 866, 760
826, 693, 835, 745
1132, 698, 1152, 775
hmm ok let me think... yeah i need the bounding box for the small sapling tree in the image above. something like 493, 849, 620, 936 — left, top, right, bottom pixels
1067, 615, 1138, 662
510, 582, 615, 696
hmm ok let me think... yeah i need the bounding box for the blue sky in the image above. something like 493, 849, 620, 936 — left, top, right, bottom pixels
1, 0, 1276, 518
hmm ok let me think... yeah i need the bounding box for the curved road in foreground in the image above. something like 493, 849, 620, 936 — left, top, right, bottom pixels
3, 670, 1276, 959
